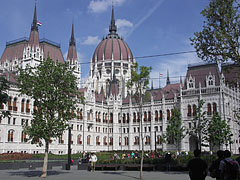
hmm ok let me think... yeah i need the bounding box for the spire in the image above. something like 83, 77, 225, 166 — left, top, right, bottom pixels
67, 23, 77, 64
31, 3, 38, 31
29, 4, 39, 47
166, 69, 170, 85
70, 23, 76, 46
109, 4, 117, 34
151, 80, 153, 90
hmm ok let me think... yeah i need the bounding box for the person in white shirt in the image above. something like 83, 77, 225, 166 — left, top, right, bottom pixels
89, 153, 98, 172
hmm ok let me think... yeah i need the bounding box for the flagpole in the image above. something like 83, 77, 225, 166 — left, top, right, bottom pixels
159, 73, 161, 89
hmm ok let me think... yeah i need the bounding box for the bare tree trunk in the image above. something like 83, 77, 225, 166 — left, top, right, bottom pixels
41, 141, 49, 178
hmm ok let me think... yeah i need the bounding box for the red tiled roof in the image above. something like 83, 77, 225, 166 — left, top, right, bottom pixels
40, 42, 64, 63
184, 63, 220, 89
67, 45, 77, 64
92, 35, 134, 62
221, 63, 240, 87
2, 72, 17, 83
0, 41, 27, 63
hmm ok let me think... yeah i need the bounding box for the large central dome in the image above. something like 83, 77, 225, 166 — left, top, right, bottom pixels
92, 7, 134, 63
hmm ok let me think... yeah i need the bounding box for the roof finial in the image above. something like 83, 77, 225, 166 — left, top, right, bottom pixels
70, 22, 76, 46
166, 69, 170, 85
109, 2, 117, 34
31, 2, 38, 31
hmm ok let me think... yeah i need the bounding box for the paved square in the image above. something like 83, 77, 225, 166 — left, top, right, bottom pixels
0, 166, 213, 180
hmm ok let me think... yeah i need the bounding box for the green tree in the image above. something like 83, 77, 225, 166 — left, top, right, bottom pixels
127, 62, 152, 180
190, 0, 240, 64
18, 58, 82, 178
188, 97, 208, 151
207, 113, 232, 150
0, 76, 10, 118
164, 107, 185, 151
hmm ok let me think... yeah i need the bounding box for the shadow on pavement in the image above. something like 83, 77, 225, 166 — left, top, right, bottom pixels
163, 171, 189, 175
102, 171, 139, 179
8, 170, 70, 177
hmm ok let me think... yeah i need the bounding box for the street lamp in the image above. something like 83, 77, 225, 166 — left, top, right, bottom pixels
66, 126, 72, 170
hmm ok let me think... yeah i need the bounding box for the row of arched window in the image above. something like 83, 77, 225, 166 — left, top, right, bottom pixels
187, 102, 217, 117
6, 130, 164, 146
7, 130, 27, 143
0, 97, 32, 113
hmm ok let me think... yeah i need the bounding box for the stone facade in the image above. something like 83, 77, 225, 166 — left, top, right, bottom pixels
0, 6, 239, 154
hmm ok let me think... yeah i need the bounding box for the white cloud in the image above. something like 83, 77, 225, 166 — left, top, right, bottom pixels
116, 19, 133, 29
81, 36, 101, 45
88, 0, 126, 13
115, 19, 133, 37
150, 52, 202, 88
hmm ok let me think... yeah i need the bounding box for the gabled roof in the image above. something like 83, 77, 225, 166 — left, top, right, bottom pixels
221, 63, 240, 87
40, 42, 64, 63
184, 62, 220, 89
0, 41, 27, 62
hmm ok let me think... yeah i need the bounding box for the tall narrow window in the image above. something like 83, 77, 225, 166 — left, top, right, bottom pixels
193, 104, 196, 117
133, 112, 136, 122
8, 130, 14, 142
8, 97, 12, 111
187, 105, 192, 117
21, 131, 27, 142
159, 110, 163, 121
127, 113, 130, 123
148, 111, 151, 121
134, 136, 139, 145
137, 112, 140, 122
207, 103, 212, 116
13, 98, 17, 111
104, 136, 107, 145
167, 109, 170, 120
80, 109, 83, 120
123, 113, 126, 123
87, 135, 91, 145
26, 100, 30, 113
109, 113, 112, 123
155, 111, 158, 121
213, 103, 217, 114
145, 136, 150, 145
124, 137, 129, 146
144, 112, 147, 122
96, 136, 100, 145
77, 135, 82, 144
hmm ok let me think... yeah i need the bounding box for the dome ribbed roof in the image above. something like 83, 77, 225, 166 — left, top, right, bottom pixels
92, 6, 134, 63
92, 35, 133, 63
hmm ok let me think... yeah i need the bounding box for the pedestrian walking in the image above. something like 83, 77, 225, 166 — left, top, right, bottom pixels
219, 150, 239, 180
187, 149, 208, 180
89, 153, 97, 172
209, 150, 224, 180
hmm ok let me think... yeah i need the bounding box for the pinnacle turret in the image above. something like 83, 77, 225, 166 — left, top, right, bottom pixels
166, 69, 170, 85
109, 5, 117, 34
69, 23, 76, 46
31, 4, 38, 31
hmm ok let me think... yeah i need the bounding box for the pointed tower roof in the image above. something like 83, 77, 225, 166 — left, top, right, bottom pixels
109, 5, 117, 35
166, 69, 170, 85
28, 4, 39, 47
67, 23, 78, 64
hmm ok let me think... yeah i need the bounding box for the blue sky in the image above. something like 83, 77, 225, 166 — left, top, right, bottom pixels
0, 0, 209, 87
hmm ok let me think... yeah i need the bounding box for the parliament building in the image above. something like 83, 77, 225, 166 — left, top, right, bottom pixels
0, 5, 239, 154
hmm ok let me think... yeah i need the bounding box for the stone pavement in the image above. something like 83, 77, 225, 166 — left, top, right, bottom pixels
0, 166, 213, 180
